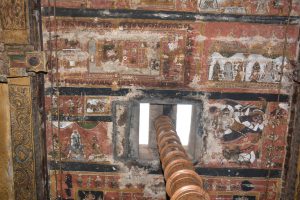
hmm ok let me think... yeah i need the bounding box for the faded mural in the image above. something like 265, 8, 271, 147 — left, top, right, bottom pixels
208, 53, 293, 84
42, 1, 299, 200
41, 0, 300, 16
201, 99, 288, 169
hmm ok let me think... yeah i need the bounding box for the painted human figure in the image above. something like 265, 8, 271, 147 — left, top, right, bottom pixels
211, 61, 222, 81
261, 61, 275, 82
84, 192, 95, 200
86, 176, 92, 187
217, 99, 266, 142
249, 62, 261, 82
68, 130, 84, 160
103, 43, 118, 62
223, 145, 258, 165
77, 174, 83, 187
199, 0, 218, 9
222, 109, 264, 141
234, 62, 245, 82
64, 174, 72, 197
95, 176, 102, 187
218, 106, 234, 138
256, 0, 269, 14
223, 62, 234, 81
88, 39, 97, 69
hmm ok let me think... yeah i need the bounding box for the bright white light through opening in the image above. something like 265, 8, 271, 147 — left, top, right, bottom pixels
139, 103, 150, 145
176, 104, 192, 146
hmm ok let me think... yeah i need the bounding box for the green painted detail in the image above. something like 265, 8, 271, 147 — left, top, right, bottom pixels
77, 121, 98, 129
9, 55, 25, 61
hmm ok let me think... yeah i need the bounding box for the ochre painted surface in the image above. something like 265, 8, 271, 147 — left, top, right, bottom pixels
42, 2, 300, 200
43, 17, 299, 94
0, 83, 14, 200
41, 0, 300, 16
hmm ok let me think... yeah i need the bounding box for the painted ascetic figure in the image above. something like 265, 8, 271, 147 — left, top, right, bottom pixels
68, 130, 85, 160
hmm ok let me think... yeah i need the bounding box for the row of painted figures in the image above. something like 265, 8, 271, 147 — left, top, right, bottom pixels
209, 53, 293, 83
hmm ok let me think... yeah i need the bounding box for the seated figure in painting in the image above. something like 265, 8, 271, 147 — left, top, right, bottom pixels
249, 62, 262, 82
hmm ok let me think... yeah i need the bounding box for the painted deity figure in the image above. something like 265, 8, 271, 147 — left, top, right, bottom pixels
249, 62, 261, 82
68, 130, 85, 160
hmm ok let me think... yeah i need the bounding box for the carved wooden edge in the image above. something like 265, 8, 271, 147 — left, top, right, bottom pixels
6, 76, 49, 200
281, 84, 300, 200
0, 0, 29, 44
8, 77, 36, 200
5, 76, 47, 200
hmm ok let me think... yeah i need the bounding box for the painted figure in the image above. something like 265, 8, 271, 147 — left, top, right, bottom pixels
199, 0, 218, 9
150, 59, 160, 70
249, 62, 261, 82
84, 192, 95, 200
212, 99, 266, 142
95, 176, 102, 187
103, 43, 119, 62
68, 130, 85, 160
86, 98, 107, 114
223, 110, 264, 141
261, 61, 275, 82
211, 61, 223, 81
79, 190, 104, 200
77, 175, 83, 187
256, 0, 269, 14
88, 39, 97, 69
223, 146, 258, 164
234, 62, 245, 82
223, 62, 234, 81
